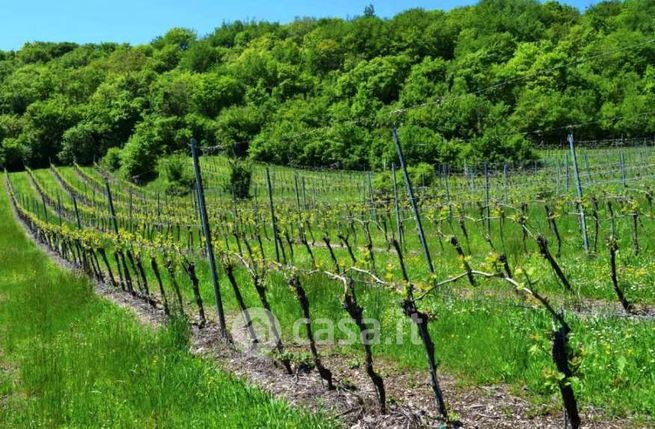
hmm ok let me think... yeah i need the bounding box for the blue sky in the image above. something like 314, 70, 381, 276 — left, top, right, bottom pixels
1, 0, 601, 51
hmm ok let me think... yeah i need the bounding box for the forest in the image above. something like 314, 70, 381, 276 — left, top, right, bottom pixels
0, 0, 654, 180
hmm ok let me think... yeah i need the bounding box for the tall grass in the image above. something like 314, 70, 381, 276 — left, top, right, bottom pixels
0, 190, 335, 429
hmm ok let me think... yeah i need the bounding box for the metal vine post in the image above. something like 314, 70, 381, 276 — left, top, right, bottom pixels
567, 133, 590, 253
190, 138, 228, 338
392, 126, 434, 273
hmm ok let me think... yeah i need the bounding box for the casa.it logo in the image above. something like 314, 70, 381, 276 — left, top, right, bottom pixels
229, 307, 282, 356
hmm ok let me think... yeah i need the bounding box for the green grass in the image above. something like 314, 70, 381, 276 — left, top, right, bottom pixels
8, 153, 655, 424
0, 190, 336, 429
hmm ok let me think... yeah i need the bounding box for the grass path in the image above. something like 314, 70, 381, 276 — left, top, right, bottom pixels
0, 189, 334, 428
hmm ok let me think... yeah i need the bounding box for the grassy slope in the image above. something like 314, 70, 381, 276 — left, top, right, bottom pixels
0, 189, 334, 429
19, 167, 655, 420
14, 163, 655, 421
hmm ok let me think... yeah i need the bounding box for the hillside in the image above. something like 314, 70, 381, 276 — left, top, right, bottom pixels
0, 0, 654, 180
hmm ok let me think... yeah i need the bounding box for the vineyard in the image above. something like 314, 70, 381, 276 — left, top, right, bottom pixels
4, 135, 655, 428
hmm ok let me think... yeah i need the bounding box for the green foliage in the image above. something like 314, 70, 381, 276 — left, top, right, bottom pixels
378, 125, 454, 169
18, 96, 82, 167
1, 1, 655, 175
101, 147, 122, 172
409, 162, 436, 187
16, 42, 79, 64
179, 41, 220, 72
192, 74, 243, 117
226, 159, 252, 200
215, 105, 266, 157
151, 27, 197, 50
0, 114, 23, 170
335, 54, 411, 104
120, 116, 180, 183
159, 154, 195, 196
470, 125, 535, 165
151, 72, 196, 117
372, 162, 436, 193
0, 138, 23, 171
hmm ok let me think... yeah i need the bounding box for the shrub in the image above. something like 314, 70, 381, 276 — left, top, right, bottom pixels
159, 155, 195, 196
409, 162, 435, 188
226, 159, 252, 200
101, 147, 122, 171
372, 162, 435, 197
120, 116, 178, 183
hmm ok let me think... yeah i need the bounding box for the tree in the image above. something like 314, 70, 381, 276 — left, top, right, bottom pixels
19, 95, 81, 167
120, 116, 180, 182
1, 0, 653, 174
151, 72, 196, 117
152, 28, 197, 50
58, 73, 148, 164
192, 74, 243, 117
215, 105, 266, 157
179, 41, 220, 72
0, 114, 23, 170
159, 155, 195, 195
0, 64, 53, 114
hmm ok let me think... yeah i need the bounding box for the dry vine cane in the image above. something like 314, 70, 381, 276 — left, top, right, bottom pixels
182, 260, 207, 327
150, 257, 171, 316
165, 258, 186, 317
391, 239, 449, 421
544, 205, 562, 258
607, 236, 634, 314
239, 238, 292, 373
412, 250, 583, 429
324, 236, 386, 413
449, 236, 476, 287
287, 273, 334, 390
222, 259, 259, 348
341, 278, 387, 413
519, 272, 581, 429
536, 234, 572, 292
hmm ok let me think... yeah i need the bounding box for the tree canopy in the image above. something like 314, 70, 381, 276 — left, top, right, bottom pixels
1, 0, 654, 177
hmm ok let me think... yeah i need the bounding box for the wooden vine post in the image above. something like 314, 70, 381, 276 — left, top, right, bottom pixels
190, 138, 228, 338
